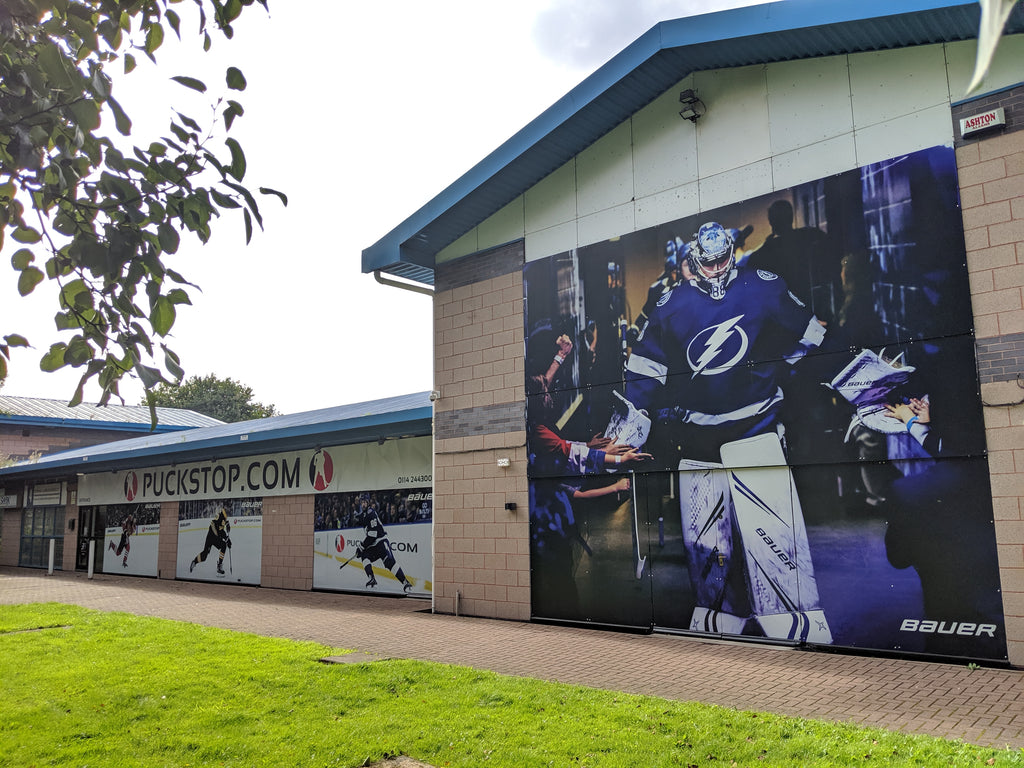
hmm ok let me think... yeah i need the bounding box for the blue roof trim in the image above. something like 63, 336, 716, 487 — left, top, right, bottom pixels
362, 0, 1022, 285
0, 392, 434, 481
0, 415, 195, 434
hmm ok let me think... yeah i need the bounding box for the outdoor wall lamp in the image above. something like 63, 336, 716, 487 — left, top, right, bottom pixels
679, 89, 706, 122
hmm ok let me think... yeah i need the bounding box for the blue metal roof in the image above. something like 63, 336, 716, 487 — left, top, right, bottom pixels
0, 395, 223, 432
0, 391, 433, 482
362, 0, 1024, 286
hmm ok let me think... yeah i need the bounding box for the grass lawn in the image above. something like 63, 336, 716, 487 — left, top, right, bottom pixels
1, 603, 1021, 767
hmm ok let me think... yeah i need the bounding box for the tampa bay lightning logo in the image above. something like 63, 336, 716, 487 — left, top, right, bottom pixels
686, 315, 749, 376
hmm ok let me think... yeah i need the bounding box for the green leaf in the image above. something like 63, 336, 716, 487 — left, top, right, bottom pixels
225, 138, 246, 180
210, 189, 241, 209
171, 75, 206, 93
40, 343, 67, 372
69, 377, 85, 407
124, 53, 137, 74
224, 180, 262, 227
135, 363, 164, 390
145, 22, 164, 55
11, 248, 35, 270
163, 345, 185, 382
157, 223, 180, 254
243, 208, 253, 244
166, 288, 192, 306
107, 96, 133, 136
226, 66, 247, 91
151, 295, 176, 336
166, 8, 182, 39
12, 227, 42, 244
176, 112, 202, 132
65, 336, 93, 366
223, 100, 244, 130
3, 334, 29, 348
259, 187, 288, 206
18, 267, 45, 296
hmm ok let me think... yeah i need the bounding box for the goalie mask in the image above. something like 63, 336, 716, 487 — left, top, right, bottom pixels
688, 221, 736, 300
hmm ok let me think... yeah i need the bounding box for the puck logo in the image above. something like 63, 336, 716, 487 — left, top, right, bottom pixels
123, 471, 139, 501
308, 448, 334, 491
757, 269, 777, 281
335, 534, 345, 553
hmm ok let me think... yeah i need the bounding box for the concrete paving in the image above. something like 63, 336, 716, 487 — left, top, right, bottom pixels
2, 566, 1023, 750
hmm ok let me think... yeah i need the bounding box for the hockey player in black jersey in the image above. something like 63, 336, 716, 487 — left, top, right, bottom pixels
189, 507, 232, 575
108, 513, 136, 568
353, 502, 413, 593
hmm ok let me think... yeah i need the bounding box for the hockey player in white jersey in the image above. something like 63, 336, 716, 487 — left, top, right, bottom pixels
623, 221, 832, 643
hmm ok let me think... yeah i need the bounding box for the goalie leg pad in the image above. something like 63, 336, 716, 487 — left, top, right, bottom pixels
720, 433, 827, 627
679, 459, 744, 616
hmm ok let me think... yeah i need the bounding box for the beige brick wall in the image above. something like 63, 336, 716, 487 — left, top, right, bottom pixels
158, 501, 179, 579
958, 129, 1024, 666
261, 494, 313, 590
1, 508, 20, 566
433, 267, 531, 620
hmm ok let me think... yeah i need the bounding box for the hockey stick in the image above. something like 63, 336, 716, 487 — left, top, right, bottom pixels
228, 540, 233, 575
338, 552, 361, 570
631, 470, 646, 579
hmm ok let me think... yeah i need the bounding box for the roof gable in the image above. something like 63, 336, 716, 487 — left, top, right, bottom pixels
362, 0, 1023, 285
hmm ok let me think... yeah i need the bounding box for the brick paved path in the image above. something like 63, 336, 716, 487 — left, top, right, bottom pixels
2, 567, 1023, 749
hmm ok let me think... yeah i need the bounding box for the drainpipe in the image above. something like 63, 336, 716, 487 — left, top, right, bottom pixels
373, 270, 437, 613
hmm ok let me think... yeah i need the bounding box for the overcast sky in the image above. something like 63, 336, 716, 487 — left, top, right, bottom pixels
2, 0, 761, 415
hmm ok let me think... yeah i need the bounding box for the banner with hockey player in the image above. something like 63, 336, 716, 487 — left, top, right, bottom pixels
312, 488, 432, 596
176, 498, 262, 585
523, 144, 1006, 661
100, 503, 161, 577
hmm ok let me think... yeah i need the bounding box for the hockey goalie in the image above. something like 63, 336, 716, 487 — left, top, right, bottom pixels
622, 221, 832, 644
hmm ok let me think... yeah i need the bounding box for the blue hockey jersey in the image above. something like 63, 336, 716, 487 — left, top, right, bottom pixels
624, 268, 825, 427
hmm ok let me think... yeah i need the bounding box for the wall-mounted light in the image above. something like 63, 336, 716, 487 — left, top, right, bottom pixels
679, 89, 706, 122
496, 457, 511, 468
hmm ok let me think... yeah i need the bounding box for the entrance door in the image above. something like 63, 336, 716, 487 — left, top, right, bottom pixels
75, 506, 106, 572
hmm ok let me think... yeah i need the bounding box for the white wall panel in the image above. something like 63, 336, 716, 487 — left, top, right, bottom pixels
437, 228, 478, 264
578, 202, 635, 249
693, 65, 771, 179
849, 45, 950, 129
772, 134, 857, 191
698, 158, 773, 212
633, 80, 699, 198
945, 35, 1024, 103
853, 103, 954, 167
478, 196, 525, 252
576, 121, 634, 217
767, 56, 854, 155
635, 181, 700, 231
525, 161, 576, 234
525, 221, 577, 263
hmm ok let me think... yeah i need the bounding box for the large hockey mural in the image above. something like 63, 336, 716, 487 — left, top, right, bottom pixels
524, 145, 1007, 661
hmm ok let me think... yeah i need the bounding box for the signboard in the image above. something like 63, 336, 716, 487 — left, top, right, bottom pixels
28, 482, 64, 507
960, 107, 1006, 137
78, 436, 431, 505
522, 145, 1006, 661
